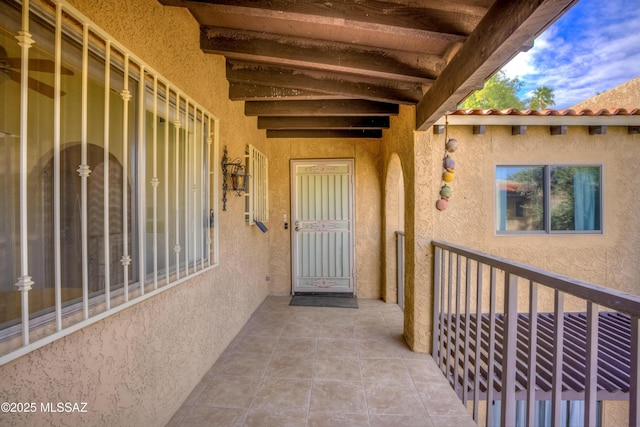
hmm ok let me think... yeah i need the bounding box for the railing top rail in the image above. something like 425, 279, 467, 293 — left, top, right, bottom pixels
432, 240, 640, 317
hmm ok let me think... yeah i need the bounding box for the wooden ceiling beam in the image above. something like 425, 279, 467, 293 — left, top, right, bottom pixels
245, 100, 399, 117
226, 60, 424, 104
415, 0, 579, 131
159, 0, 476, 40
391, 0, 490, 17
267, 129, 383, 139
229, 83, 348, 101
257, 116, 390, 130
202, 26, 441, 83
164, 2, 458, 53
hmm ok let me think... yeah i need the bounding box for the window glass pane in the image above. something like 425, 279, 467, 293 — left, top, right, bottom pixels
142, 94, 209, 279
496, 166, 545, 232
0, 4, 22, 328
1, 0, 215, 355
50, 48, 139, 311
0, 7, 139, 327
550, 166, 601, 231
201, 121, 210, 262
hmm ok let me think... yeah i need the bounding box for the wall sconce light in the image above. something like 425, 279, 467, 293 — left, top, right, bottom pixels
231, 168, 247, 193
221, 145, 249, 211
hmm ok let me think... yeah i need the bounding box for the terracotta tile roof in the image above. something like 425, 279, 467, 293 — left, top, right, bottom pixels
437, 108, 640, 126
447, 108, 640, 116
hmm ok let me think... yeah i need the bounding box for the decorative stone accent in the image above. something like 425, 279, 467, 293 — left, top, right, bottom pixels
15, 275, 34, 292
121, 89, 131, 102
77, 164, 91, 178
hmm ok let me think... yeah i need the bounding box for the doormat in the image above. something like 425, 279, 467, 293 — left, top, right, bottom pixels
290, 295, 358, 309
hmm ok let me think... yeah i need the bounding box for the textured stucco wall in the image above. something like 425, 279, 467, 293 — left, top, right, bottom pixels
572, 76, 640, 109
0, 1, 270, 426
383, 153, 404, 303
379, 109, 640, 353
267, 139, 382, 299
413, 123, 640, 424
378, 105, 436, 352
429, 124, 640, 301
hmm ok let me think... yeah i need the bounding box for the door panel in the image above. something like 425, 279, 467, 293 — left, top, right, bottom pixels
291, 160, 354, 294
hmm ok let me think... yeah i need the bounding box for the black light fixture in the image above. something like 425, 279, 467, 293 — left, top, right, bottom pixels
221, 145, 249, 211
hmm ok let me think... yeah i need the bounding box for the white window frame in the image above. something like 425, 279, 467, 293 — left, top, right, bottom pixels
0, 0, 219, 366
245, 144, 269, 225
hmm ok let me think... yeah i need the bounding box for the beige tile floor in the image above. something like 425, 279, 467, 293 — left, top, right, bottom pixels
166, 296, 476, 427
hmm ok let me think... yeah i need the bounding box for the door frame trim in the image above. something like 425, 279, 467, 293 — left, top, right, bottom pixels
290, 158, 356, 296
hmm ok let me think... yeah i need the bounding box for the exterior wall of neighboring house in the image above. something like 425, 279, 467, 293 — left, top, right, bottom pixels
572, 76, 640, 110
388, 110, 639, 425
378, 79, 640, 355
0, 0, 270, 426
428, 121, 640, 304
428, 116, 639, 425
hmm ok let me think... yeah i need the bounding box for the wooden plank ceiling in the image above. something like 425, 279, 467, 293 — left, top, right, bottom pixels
158, 0, 578, 138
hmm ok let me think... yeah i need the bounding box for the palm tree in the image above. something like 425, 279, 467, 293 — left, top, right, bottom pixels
529, 86, 555, 110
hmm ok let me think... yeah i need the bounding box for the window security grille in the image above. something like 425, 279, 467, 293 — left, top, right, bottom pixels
0, 0, 219, 366
245, 144, 269, 224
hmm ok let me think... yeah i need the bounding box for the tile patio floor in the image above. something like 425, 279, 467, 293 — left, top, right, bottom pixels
166, 296, 476, 427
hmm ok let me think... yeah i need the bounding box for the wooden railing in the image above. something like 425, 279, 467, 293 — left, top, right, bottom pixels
432, 241, 640, 427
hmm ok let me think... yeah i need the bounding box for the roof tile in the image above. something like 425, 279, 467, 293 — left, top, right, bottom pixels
448, 108, 640, 117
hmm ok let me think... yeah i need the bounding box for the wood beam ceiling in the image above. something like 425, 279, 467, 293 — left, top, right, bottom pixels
244, 100, 400, 117
158, 0, 579, 138
201, 27, 442, 83
246, 100, 398, 138
225, 60, 426, 104
267, 129, 383, 138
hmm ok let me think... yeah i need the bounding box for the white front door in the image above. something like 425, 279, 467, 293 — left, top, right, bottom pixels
291, 159, 354, 294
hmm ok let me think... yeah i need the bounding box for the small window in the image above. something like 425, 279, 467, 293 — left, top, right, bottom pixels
245, 144, 269, 224
496, 165, 601, 234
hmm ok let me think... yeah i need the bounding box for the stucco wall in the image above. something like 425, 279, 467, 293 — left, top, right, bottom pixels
427, 123, 640, 426
0, 1, 270, 426
266, 138, 382, 299
572, 76, 640, 109
380, 110, 640, 352
429, 124, 640, 300
378, 105, 437, 352
383, 153, 404, 303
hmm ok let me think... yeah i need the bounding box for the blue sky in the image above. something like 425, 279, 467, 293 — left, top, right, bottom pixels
501, 0, 640, 108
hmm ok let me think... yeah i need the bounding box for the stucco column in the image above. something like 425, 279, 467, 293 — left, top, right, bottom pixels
403, 130, 435, 353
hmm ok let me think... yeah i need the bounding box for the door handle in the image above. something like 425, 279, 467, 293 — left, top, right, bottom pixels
294, 221, 301, 231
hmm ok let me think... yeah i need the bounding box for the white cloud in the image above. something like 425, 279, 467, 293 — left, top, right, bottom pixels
501, 30, 554, 80
500, 0, 640, 107
501, 51, 536, 79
